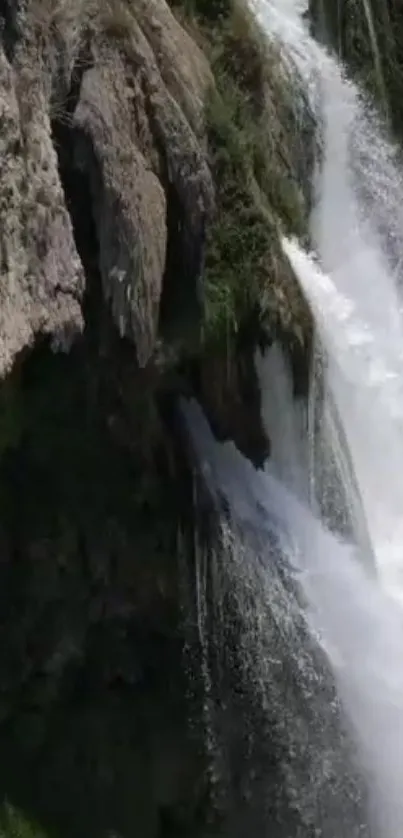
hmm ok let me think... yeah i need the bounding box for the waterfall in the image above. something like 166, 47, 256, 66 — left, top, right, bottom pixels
283, 239, 403, 593
182, 1, 403, 835
262, 0, 403, 833
260, 0, 403, 597
183, 340, 403, 836
181, 397, 370, 837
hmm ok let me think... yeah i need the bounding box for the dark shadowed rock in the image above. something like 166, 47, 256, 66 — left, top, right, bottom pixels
73, 14, 214, 365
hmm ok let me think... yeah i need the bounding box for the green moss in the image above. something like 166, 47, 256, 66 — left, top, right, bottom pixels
170, 0, 311, 346
206, 11, 309, 341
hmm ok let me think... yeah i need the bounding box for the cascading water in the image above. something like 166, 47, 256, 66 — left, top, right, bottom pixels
181, 396, 371, 837
263, 0, 403, 831
256, 343, 403, 838
182, 1, 403, 836
260, 0, 403, 594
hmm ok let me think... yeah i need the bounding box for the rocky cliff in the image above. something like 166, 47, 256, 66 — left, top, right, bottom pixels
0, 1, 313, 835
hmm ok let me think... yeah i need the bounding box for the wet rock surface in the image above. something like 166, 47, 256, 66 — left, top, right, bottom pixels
0, 0, 317, 835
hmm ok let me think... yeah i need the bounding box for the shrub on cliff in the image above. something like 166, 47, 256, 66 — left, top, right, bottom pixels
169, 0, 311, 347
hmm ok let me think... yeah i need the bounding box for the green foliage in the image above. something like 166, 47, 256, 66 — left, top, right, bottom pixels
168, 0, 311, 345
195, 1, 309, 342
0, 804, 48, 838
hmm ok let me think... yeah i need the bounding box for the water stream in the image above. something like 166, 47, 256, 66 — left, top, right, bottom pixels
184, 0, 403, 834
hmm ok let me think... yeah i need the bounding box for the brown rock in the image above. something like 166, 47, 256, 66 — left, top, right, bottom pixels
132, 0, 213, 137
73, 5, 214, 365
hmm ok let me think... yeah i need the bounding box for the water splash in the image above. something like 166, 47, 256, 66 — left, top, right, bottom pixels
282, 229, 403, 608
255, 0, 403, 615
251, 0, 403, 270
183, 349, 403, 836
252, 0, 403, 832
183, 1, 403, 834
181, 398, 370, 836
256, 339, 403, 837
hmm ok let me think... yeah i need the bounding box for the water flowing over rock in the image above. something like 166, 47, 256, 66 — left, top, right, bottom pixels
181, 396, 371, 837
3, 0, 403, 835
0, 2, 305, 835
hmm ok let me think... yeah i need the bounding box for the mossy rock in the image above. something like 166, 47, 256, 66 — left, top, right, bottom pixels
161, 0, 315, 474
170, 0, 313, 349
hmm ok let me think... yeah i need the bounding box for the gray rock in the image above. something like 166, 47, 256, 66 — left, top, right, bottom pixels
0, 44, 84, 374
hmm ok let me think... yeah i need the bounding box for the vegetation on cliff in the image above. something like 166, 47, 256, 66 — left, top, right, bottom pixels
170, 0, 312, 346
0, 0, 314, 836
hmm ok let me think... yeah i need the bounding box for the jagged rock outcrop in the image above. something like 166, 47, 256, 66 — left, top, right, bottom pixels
1, 0, 214, 369
74, 3, 214, 364
0, 3, 217, 835
0, 1, 315, 836
0, 41, 84, 375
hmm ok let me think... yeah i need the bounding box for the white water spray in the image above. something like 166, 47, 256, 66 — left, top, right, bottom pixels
185, 1, 403, 835
256, 342, 403, 838
248, 0, 403, 594
283, 237, 403, 599
183, 381, 403, 837
259, 0, 403, 597
251, 0, 403, 266
249, 0, 403, 834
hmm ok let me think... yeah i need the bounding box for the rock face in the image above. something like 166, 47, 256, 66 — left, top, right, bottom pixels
0, 41, 83, 374
0, 3, 217, 835
0, 0, 214, 370
73, 7, 214, 364
0, 1, 314, 837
